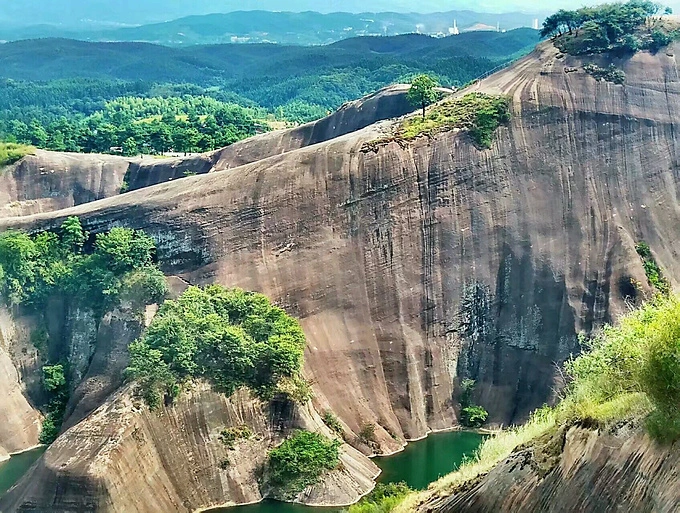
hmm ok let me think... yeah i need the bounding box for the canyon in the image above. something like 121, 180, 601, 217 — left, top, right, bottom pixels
1, 39, 680, 512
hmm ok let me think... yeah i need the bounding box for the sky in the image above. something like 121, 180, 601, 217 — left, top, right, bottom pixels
1, 1, 678, 26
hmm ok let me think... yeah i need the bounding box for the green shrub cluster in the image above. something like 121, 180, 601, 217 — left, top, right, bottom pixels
635, 241, 670, 295
219, 425, 253, 449
458, 379, 489, 428
267, 430, 340, 496
0, 217, 167, 316
396, 93, 510, 149
126, 285, 308, 409
562, 295, 680, 442
347, 482, 412, 513
321, 410, 344, 435
39, 363, 69, 445
0, 141, 35, 167
543, 2, 678, 56
583, 63, 626, 84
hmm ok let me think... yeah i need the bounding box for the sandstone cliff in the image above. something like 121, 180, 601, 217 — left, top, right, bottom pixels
419, 422, 680, 513
2, 42, 680, 511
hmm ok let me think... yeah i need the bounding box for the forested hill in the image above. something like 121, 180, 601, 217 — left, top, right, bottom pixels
0, 30, 538, 84
0, 29, 537, 109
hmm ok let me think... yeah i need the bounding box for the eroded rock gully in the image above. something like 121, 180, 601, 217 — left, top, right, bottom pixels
2, 42, 680, 511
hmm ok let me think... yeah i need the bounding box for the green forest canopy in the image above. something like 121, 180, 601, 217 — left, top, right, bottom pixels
0, 30, 538, 153
0, 217, 166, 314
126, 285, 309, 409
541, 1, 678, 55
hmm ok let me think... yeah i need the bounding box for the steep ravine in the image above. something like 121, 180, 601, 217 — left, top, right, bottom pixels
2, 41, 680, 511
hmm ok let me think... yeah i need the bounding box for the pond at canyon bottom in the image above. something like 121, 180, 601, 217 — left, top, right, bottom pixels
0, 431, 484, 511
218, 430, 485, 513
0, 447, 46, 497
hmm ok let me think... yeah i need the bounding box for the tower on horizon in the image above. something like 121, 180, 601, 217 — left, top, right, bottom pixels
450, 19, 460, 35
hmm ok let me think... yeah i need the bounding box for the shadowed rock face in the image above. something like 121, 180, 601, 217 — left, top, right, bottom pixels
2, 43, 680, 511
421, 424, 680, 513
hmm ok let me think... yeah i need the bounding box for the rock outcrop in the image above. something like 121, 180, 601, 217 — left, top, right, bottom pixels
420, 423, 680, 513
2, 41, 680, 511
0, 151, 134, 217
0, 386, 379, 513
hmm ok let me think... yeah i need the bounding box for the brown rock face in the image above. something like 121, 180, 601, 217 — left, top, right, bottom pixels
422, 424, 680, 513
2, 42, 680, 511
0, 151, 134, 216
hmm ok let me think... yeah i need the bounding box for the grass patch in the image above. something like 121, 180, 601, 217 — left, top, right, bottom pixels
0, 142, 35, 167
267, 430, 340, 497
400, 93, 510, 148
347, 482, 412, 513
362, 93, 510, 152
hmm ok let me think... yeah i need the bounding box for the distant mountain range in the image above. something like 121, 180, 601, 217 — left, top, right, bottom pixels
0, 1, 552, 27
0, 10, 539, 46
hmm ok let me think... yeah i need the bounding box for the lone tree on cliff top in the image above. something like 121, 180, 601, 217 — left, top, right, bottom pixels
407, 74, 438, 120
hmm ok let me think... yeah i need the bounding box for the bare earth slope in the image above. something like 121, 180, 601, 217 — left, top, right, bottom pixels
2, 42, 680, 511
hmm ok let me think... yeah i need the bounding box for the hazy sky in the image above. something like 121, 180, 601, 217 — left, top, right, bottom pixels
1, 0, 678, 26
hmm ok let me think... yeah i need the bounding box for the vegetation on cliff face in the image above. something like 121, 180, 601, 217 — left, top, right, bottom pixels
39, 364, 69, 445
267, 430, 340, 496
0, 141, 35, 167
0, 218, 167, 444
396, 292, 680, 511
363, 93, 510, 152
0, 217, 166, 315
458, 379, 489, 428
635, 241, 671, 294
583, 63, 626, 84
126, 285, 309, 409
542, 1, 678, 56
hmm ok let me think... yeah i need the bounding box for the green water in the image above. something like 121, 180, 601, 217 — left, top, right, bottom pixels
0, 447, 46, 497
0, 431, 484, 511
217, 430, 485, 513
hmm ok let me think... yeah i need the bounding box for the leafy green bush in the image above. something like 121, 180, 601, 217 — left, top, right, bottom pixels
0, 141, 35, 167
267, 430, 340, 495
0, 217, 167, 314
347, 482, 412, 513
358, 423, 377, 444
42, 364, 66, 392
322, 410, 343, 435
460, 406, 489, 428
126, 285, 308, 408
458, 378, 489, 428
